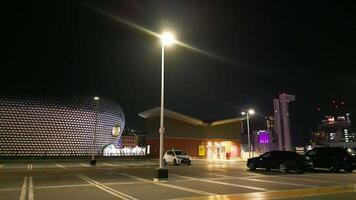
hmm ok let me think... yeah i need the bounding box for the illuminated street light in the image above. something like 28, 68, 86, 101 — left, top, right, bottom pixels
157, 31, 176, 179
161, 32, 176, 46
90, 96, 100, 165
241, 109, 255, 159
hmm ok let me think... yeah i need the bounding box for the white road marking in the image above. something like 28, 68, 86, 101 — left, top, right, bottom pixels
120, 173, 217, 196
80, 163, 90, 167
56, 164, 67, 169
208, 173, 262, 179
242, 177, 314, 187
0, 188, 22, 192
35, 184, 91, 189
171, 174, 267, 191
19, 177, 27, 200
272, 175, 338, 184
27, 164, 32, 172
29, 177, 34, 200
77, 175, 138, 200
103, 163, 118, 167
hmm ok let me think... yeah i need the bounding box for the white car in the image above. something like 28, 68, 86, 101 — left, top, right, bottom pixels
163, 149, 192, 166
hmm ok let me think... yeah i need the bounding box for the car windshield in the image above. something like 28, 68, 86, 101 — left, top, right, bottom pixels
174, 151, 186, 155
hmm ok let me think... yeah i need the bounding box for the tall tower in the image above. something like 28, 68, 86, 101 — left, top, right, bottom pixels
273, 94, 295, 151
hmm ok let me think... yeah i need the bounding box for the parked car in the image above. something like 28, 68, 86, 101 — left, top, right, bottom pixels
305, 147, 356, 173
247, 151, 312, 173
163, 149, 192, 166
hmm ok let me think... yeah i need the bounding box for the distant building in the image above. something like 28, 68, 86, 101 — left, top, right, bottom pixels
139, 107, 243, 159
120, 131, 139, 147
311, 114, 355, 146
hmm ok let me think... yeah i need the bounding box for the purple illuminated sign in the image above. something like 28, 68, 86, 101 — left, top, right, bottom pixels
258, 130, 269, 144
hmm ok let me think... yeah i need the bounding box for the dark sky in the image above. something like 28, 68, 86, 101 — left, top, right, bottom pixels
1, 1, 356, 145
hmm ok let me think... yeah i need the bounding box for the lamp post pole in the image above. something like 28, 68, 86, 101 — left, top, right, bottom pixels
159, 43, 165, 169
246, 112, 251, 159
91, 96, 100, 165
242, 109, 254, 159
157, 32, 175, 179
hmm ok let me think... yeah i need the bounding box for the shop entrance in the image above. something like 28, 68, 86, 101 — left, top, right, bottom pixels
206, 141, 238, 160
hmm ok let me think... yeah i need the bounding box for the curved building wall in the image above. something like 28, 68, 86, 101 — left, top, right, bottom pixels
0, 96, 125, 157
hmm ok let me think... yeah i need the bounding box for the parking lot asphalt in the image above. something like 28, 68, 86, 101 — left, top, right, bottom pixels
0, 159, 355, 200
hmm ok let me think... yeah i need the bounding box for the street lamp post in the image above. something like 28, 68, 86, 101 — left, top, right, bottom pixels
157, 32, 175, 179
241, 109, 255, 159
90, 96, 100, 165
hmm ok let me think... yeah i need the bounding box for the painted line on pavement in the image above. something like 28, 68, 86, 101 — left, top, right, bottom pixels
0, 188, 22, 192
35, 184, 91, 189
242, 177, 314, 188
104, 181, 149, 186
56, 164, 67, 169
272, 175, 339, 184
80, 163, 90, 167
29, 177, 34, 200
19, 177, 27, 200
168, 184, 356, 200
77, 175, 138, 200
120, 173, 217, 196
103, 163, 118, 167
171, 174, 267, 191
208, 173, 262, 179
27, 164, 33, 172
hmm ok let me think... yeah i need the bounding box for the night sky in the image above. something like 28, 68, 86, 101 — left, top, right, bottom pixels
1, 1, 356, 145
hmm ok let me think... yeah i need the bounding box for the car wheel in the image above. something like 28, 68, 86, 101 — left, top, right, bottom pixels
330, 162, 340, 172
187, 162, 191, 166
173, 159, 178, 166
163, 159, 167, 166
343, 163, 353, 173
248, 162, 256, 171
279, 163, 289, 173
295, 167, 304, 174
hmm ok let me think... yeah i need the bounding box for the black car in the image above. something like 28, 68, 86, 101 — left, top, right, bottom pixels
247, 151, 312, 173
305, 147, 356, 173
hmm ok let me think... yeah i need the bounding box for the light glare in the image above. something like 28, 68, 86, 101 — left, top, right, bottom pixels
161, 32, 176, 45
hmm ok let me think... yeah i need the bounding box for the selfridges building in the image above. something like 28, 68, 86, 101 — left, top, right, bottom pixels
0, 96, 125, 157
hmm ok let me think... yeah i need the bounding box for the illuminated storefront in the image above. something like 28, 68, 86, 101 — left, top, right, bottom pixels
206, 141, 239, 160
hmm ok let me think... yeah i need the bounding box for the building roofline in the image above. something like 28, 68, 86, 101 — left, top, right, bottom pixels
138, 107, 243, 126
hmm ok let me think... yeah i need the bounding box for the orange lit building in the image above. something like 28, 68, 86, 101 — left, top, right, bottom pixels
139, 107, 243, 159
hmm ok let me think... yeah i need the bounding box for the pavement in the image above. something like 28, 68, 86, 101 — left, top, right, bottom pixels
0, 159, 356, 200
